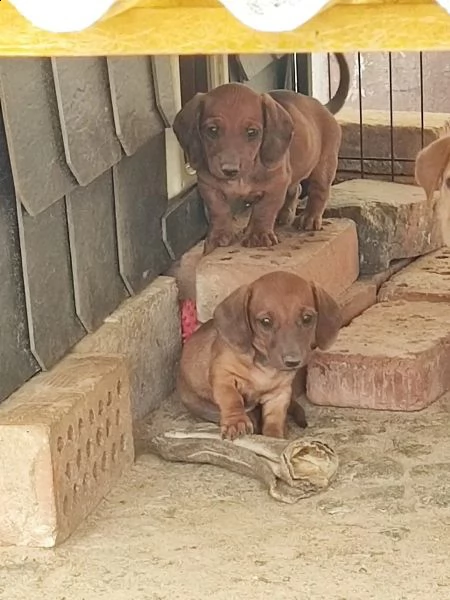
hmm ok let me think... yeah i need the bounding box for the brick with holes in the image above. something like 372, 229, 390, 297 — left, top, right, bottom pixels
378, 248, 450, 303
307, 300, 450, 411
323, 179, 444, 274
0, 354, 133, 547
196, 218, 359, 322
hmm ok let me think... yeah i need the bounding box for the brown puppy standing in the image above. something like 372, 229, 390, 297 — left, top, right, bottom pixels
415, 120, 450, 245
178, 271, 342, 440
173, 54, 350, 254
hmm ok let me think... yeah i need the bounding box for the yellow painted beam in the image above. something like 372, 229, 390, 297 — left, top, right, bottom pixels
1, 0, 450, 56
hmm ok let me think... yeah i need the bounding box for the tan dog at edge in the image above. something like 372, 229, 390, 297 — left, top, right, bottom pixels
415, 120, 450, 245
177, 271, 342, 440
173, 54, 350, 255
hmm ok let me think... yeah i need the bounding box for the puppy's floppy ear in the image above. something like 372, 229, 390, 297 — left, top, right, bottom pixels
415, 135, 450, 202
260, 94, 294, 167
311, 283, 342, 350
172, 93, 205, 170
213, 285, 252, 352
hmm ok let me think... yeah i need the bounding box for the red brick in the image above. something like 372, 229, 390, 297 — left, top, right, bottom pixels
307, 300, 450, 411
337, 280, 377, 327
378, 248, 450, 303
324, 179, 444, 274
196, 218, 359, 322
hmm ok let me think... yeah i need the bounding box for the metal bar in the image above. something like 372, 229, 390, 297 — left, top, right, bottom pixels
357, 52, 364, 178
295, 53, 312, 95
340, 156, 414, 163
419, 51, 425, 149
327, 52, 332, 101
388, 52, 395, 181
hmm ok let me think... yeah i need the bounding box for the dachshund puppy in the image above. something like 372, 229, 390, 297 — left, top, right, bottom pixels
177, 271, 342, 440
173, 54, 349, 254
415, 121, 450, 245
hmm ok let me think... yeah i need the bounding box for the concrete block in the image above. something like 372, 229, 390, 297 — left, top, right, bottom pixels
307, 300, 450, 411
337, 108, 442, 182
75, 276, 181, 420
378, 248, 450, 303
0, 354, 133, 547
337, 280, 377, 327
324, 179, 444, 274
196, 219, 359, 322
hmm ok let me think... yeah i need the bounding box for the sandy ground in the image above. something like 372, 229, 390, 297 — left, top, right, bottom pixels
2, 393, 450, 600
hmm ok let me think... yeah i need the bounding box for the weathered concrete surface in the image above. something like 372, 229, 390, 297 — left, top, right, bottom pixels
75, 276, 181, 420
325, 179, 443, 274
2, 394, 450, 598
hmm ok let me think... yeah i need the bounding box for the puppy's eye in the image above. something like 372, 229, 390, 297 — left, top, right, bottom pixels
247, 127, 259, 139
207, 125, 219, 138
258, 316, 273, 329
301, 313, 314, 326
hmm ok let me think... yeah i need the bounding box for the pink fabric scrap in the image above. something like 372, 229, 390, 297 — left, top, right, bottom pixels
180, 299, 200, 343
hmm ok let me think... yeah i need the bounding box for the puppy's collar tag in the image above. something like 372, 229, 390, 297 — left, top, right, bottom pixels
185, 162, 197, 176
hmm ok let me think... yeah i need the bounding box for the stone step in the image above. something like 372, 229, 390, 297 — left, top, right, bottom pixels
307, 300, 450, 412
195, 218, 359, 322
337, 279, 377, 327
323, 178, 443, 275
378, 248, 450, 303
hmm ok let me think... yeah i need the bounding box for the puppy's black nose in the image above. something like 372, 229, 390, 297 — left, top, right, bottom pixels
221, 165, 239, 179
283, 357, 301, 369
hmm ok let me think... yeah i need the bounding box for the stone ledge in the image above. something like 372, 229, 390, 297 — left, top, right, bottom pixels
75, 276, 182, 420
325, 179, 443, 274
337, 109, 448, 182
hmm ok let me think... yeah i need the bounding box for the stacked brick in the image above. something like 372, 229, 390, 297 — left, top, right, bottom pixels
173, 178, 450, 412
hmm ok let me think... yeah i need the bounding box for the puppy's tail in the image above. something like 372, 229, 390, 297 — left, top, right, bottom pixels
324, 53, 350, 115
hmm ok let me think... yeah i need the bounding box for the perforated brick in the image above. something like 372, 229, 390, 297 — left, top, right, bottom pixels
0, 354, 133, 547
307, 300, 450, 411
324, 179, 444, 274
196, 218, 359, 322
378, 248, 450, 303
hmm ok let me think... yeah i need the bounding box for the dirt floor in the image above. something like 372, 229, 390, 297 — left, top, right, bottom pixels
2, 393, 450, 600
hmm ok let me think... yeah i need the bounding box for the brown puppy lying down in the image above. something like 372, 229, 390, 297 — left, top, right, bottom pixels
173, 54, 349, 254
177, 271, 342, 440
415, 121, 450, 245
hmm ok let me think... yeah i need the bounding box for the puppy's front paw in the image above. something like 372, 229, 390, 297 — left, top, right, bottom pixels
221, 414, 254, 440
262, 422, 286, 439
204, 229, 235, 255
298, 211, 323, 231
241, 229, 278, 248
276, 206, 296, 226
